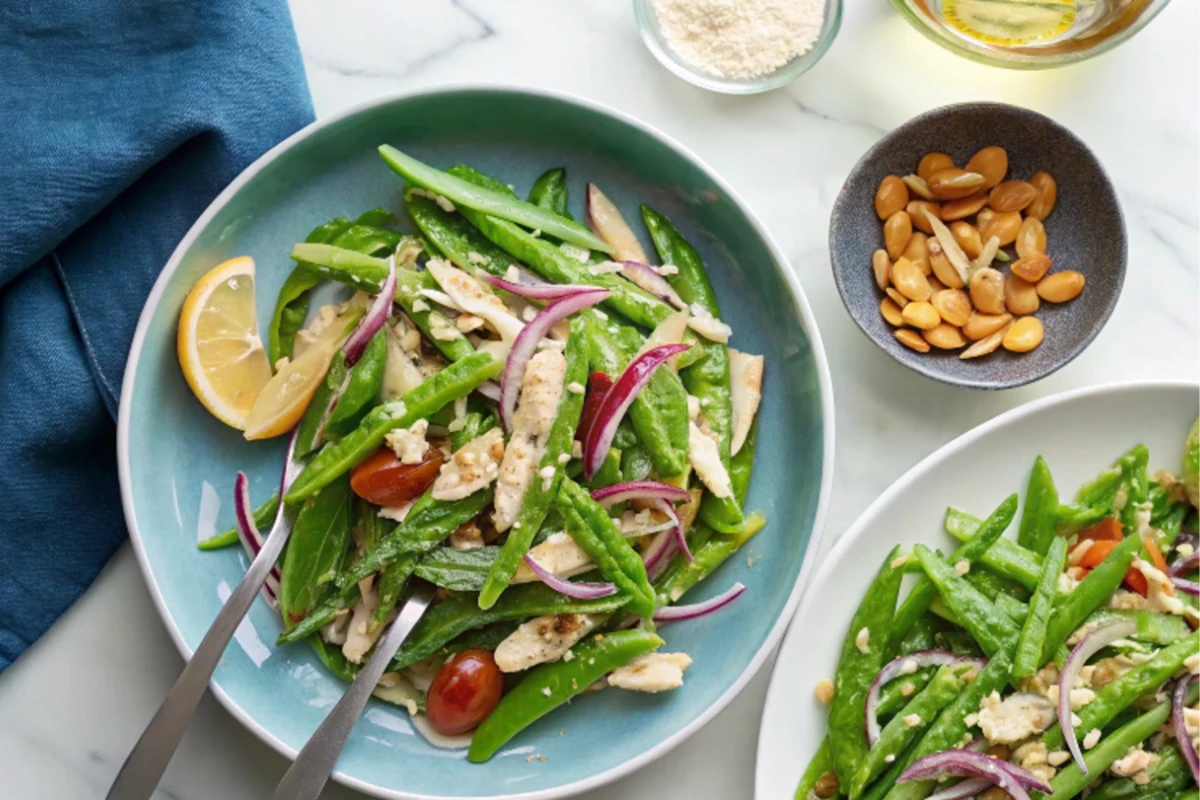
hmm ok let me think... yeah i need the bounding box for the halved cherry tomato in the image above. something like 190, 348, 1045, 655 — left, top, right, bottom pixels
426, 649, 504, 736
1079, 517, 1123, 543
1125, 534, 1173, 598
1078, 539, 1118, 569
349, 446, 443, 506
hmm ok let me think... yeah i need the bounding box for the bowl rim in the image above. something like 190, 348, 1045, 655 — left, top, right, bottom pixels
752, 377, 1199, 798
829, 100, 1127, 391
116, 84, 837, 800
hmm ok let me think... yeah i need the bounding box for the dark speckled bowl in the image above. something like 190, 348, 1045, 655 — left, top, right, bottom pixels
831, 102, 1126, 390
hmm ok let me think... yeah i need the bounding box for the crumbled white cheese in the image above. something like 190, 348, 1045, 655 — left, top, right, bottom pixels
432, 428, 504, 501
384, 419, 430, 465
467, 251, 488, 265
588, 261, 625, 275
559, 243, 591, 263
899, 659, 919, 676
566, 381, 585, 394
1110, 746, 1157, 781
903, 714, 922, 728
409, 188, 456, 213
855, 627, 871, 654
539, 465, 557, 492
977, 691, 1056, 744
557, 452, 571, 465
954, 559, 970, 577
411, 298, 430, 313
1083, 728, 1102, 749
686, 303, 732, 343
655, 264, 679, 276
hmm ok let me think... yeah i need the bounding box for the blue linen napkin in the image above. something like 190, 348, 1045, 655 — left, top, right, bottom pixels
0, 0, 315, 672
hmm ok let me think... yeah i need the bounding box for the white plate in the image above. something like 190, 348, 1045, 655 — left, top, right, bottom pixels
754, 380, 1199, 799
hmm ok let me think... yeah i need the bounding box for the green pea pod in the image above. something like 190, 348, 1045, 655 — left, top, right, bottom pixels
915, 544, 1020, 657
556, 477, 656, 618
324, 330, 387, 438
1086, 609, 1191, 644
877, 668, 936, 720
347, 487, 495, 595
467, 629, 663, 762
378, 146, 611, 253
389, 581, 632, 671
1056, 446, 1149, 535
1183, 417, 1198, 508
1040, 532, 1142, 664
275, 586, 360, 646
621, 442, 654, 483
641, 205, 742, 532
963, 567, 1032, 602
828, 545, 906, 791
794, 738, 835, 800
412, 547, 500, 591
1085, 743, 1193, 800
350, 495, 386, 565
850, 664, 966, 799
406, 193, 518, 278
479, 319, 588, 609
267, 215, 353, 365
1013, 535, 1069, 678
890, 495, 1019, 650
308, 635, 358, 683
898, 612, 938, 655
943, 506, 1043, 589
450, 411, 497, 452
286, 351, 502, 503
287, 241, 475, 363
528, 167, 570, 218
446, 165, 672, 329
932, 582, 1028, 626
589, 317, 689, 477
198, 492, 279, 551
1043, 693, 1185, 800
295, 350, 349, 459
654, 513, 766, 605
1018, 456, 1060, 555
1041, 633, 1198, 750
1117, 444, 1151, 533
279, 476, 353, 625
876, 650, 1013, 800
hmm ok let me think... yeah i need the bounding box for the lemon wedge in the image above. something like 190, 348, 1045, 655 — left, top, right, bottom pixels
177, 256, 273, 430
942, 0, 1077, 46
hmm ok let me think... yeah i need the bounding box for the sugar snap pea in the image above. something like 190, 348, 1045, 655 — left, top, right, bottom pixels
308, 635, 358, 683
1019, 456, 1060, 555
378, 145, 611, 253
828, 545, 906, 790
267, 215, 353, 365
642, 205, 742, 532
654, 513, 765, 605
850, 663, 966, 799
197, 492, 278, 551
890, 495, 1019, 650
876, 668, 936, 720
406, 192, 518, 278
447, 165, 672, 329
1084, 743, 1193, 800
877, 650, 1013, 800
412, 546, 500, 591
794, 737, 836, 800
943, 506, 1043, 589
478, 319, 588, 609
275, 587, 359, 646
389, 581, 631, 671
286, 351, 501, 503
279, 475, 353, 626
1013, 534, 1069, 678
914, 544, 1020, 658
324, 329, 387, 438
1082, 608, 1192, 644
295, 349, 349, 459
1041, 633, 1198, 751
467, 629, 663, 762
556, 477, 656, 618
528, 167, 570, 218
1042, 693, 1181, 800
1040, 532, 1141, 663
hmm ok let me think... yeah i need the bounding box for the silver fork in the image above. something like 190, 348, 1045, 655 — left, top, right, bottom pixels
271, 584, 434, 800
107, 434, 304, 800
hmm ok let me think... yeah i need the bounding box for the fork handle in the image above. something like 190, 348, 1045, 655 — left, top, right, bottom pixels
271, 585, 434, 800
106, 520, 293, 800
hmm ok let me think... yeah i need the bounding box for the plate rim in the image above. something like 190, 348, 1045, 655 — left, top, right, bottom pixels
753, 377, 1198, 799
116, 83, 837, 800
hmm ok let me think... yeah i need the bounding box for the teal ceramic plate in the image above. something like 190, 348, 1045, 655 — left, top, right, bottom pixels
117, 87, 834, 800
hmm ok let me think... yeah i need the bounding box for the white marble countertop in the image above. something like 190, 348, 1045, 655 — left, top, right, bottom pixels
2, 1, 1196, 798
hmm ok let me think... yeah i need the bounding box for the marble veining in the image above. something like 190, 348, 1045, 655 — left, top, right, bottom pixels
1, 1, 1195, 798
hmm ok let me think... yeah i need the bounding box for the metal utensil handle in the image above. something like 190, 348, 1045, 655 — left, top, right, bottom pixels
106, 513, 293, 799
272, 585, 434, 800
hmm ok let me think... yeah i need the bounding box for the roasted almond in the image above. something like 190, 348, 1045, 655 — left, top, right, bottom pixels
940, 191, 989, 221
988, 180, 1039, 213
1011, 254, 1053, 282
884, 210, 913, 259
928, 168, 988, 200
917, 153, 955, 183
965, 146, 1008, 189
1026, 172, 1057, 221
875, 175, 910, 220
906, 200, 942, 234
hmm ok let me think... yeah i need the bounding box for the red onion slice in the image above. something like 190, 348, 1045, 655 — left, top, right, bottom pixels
498, 288, 609, 430
482, 273, 596, 301
926, 777, 993, 800
654, 497, 691, 562
1170, 576, 1200, 595
233, 471, 280, 605
865, 651, 985, 745
591, 480, 691, 507
475, 380, 502, 403
641, 528, 676, 583
343, 255, 396, 366
586, 183, 650, 263
523, 554, 616, 600
899, 750, 1052, 799
1060, 618, 1139, 773
1170, 550, 1199, 575
583, 343, 691, 478
653, 582, 745, 622
576, 370, 613, 450
619, 261, 686, 309
1173, 674, 1199, 782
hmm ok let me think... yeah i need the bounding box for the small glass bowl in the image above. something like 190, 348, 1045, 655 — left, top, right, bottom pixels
633, 0, 842, 94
